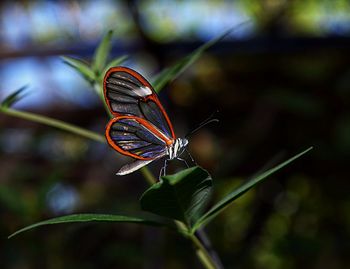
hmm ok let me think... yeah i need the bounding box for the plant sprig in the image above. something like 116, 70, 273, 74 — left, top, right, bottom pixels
2, 27, 312, 269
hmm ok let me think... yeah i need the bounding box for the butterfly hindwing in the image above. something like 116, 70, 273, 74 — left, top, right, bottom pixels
106, 116, 168, 160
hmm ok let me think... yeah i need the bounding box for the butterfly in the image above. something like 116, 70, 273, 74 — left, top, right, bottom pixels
103, 66, 189, 176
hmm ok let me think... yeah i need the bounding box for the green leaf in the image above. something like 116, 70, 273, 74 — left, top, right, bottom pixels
61, 56, 95, 82
8, 213, 168, 239
102, 55, 129, 76
1, 85, 28, 108
192, 147, 313, 232
140, 166, 212, 226
93, 30, 113, 74
152, 28, 232, 92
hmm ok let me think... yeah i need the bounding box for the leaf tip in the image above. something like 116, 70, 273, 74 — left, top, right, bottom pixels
107, 29, 113, 36
303, 146, 314, 154
8, 233, 16, 239
1, 85, 29, 108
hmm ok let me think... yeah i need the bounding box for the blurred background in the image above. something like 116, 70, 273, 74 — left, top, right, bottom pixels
1, 0, 350, 268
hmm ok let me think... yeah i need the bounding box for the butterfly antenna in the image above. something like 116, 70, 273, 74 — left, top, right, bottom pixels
186, 111, 219, 138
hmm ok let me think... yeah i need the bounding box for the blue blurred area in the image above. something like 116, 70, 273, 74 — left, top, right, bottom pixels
0, 57, 99, 109
46, 182, 79, 215
140, 0, 252, 41
1, 1, 350, 109
1, 1, 130, 48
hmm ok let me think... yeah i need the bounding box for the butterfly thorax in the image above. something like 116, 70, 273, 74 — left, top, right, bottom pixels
167, 138, 188, 160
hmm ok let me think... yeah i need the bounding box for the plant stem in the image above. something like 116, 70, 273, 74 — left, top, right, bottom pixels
93, 81, 104, 101
191, 234, 217, 269
93, 82, 113, 118
0, 107, 105, 143
175, 221, 218, 269
140, 167, 157, 185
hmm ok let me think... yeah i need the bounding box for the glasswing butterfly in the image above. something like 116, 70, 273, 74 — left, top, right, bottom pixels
103, 66, 189, 176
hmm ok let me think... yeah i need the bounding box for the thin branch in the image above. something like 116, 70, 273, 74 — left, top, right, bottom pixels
0, 107, 105, 143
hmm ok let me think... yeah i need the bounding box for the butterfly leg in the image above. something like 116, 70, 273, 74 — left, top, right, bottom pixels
159, 159, 168, 178
159, 167, 164, 178
177, 157, 189, 168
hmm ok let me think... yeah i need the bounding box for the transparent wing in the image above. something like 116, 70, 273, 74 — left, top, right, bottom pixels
106, 116, 168, 160
104, 66, 175, 139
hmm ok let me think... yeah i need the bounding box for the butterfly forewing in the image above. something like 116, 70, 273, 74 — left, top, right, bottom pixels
104, 67, 175, 139
104, 67, 177, 174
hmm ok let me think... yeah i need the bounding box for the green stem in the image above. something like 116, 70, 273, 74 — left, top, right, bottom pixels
93, 81, 113, 118
0, 107, 105, 143
93, 80, 104, 101
140, 167, 157, 185
175, 221, 218, 269
190, 234, 217, 269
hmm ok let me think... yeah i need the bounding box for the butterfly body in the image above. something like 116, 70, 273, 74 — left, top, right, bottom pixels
103, 66, 188, 175
168, 137, 188, 160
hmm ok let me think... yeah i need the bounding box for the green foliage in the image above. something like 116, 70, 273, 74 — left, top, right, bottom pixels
8, 213, 170, 239
62, 31, 117, 84
93, 30, 113, 75
140, 166, 212, 226
139, 148, 312, 234
62, 30, 127, 84
61, 56, 95, 82
103, 55, 129, 77
0, 85, 28, 108
191, 147, 313, 232
152, 28, 232, 92
2, 27, 313, 269
9, 147, 312, 241
62, 30, 127, 101
152, 22, 251, 93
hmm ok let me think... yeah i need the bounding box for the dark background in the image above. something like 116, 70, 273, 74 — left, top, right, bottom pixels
1, 1, 350, 268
